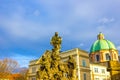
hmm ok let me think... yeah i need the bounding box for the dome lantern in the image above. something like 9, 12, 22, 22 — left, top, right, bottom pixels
90, 32, 117, 53
97, 32, 104, 40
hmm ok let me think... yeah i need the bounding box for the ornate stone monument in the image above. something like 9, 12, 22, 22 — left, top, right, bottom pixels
36, 32, 77, 80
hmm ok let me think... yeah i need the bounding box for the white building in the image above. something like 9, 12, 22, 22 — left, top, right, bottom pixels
90, 63, 111, 80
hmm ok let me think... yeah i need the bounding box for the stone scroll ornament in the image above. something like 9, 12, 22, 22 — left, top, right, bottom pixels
36, 32, 77, 80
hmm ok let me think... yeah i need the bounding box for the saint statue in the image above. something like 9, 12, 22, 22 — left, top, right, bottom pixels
37, 32, 77, 80
50, 32, 62, 51
67, 55, 76, 80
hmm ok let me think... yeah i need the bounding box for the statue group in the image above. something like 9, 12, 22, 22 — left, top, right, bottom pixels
36, 32, 77, 80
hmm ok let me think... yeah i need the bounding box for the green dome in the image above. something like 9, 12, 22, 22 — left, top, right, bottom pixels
90, 33, 116, 53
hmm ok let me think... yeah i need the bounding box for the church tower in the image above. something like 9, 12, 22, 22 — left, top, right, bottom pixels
89, 32, 119, 63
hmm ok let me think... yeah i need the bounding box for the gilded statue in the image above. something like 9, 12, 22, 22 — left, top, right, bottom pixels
67, 55, 77, 80
50, 32, 62, 52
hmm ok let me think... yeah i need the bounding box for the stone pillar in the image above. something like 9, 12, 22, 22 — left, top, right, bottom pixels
76, 48, 81, 80
100, 52, 103, 62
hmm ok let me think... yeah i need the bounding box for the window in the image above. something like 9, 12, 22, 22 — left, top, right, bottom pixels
101, 69, 105, 73
94, 68, 98, 73
96, 55, 100, 61
82, 60, 86, 67
83, 73, 86, 80
32, 67, 36, 73
32, 77, 36, 80
106, 53, 110, 60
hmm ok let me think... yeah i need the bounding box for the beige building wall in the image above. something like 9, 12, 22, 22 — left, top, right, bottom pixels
27, 60, 39, 80
90, 64, 111, 80
60, 48, 91, 80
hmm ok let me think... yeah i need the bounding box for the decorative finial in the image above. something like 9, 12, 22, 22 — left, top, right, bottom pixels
97, 32, 104, 40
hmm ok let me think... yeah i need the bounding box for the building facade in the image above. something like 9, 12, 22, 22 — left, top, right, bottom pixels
107, 61, 120, 80
27, 48, 91, 80
60, 48, 91, 80
27, 59, 38, 80
90, 64, 110, 80
89, 32, 120, 80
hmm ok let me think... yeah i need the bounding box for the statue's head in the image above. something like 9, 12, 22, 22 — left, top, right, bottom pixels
55, 32, 58, 36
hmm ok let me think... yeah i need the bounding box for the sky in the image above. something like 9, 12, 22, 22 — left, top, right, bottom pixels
0, 0, 120, 67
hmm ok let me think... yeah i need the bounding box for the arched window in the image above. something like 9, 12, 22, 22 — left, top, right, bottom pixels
106, 53, 110, 60
96, 55, 100, 61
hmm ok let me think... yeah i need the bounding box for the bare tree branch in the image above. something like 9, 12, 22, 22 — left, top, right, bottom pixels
0, 58, 19, 78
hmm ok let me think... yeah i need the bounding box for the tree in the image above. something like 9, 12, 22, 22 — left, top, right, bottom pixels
19, 68, 28, 80
0, 58, 19, 78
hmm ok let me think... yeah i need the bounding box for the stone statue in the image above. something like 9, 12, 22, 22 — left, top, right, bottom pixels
67, 55, 77, 80
36, 32, 77, 80
50, 32, 62, 52
37, 55, 51, 79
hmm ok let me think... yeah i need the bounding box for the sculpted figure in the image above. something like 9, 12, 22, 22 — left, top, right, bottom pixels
50, 32, 62, 51
67, 55, 76, 80
37, 55, 51, 80
67, 55, 76, 69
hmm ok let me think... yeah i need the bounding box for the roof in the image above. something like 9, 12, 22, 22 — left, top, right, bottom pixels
90, 32, 116, 53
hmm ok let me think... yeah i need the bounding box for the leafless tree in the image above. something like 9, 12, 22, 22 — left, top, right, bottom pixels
0, 58, 19, 77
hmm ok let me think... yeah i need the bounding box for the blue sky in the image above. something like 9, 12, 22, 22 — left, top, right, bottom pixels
0, 0, 120, 67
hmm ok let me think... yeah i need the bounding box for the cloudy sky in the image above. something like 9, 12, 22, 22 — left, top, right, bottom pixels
0, 0, 120, 67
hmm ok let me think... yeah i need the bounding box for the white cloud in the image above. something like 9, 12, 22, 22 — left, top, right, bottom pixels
0, 0, 120, 53
98, 17, 115, 24
0, 0, 119, 42
0, 14, 59, 41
